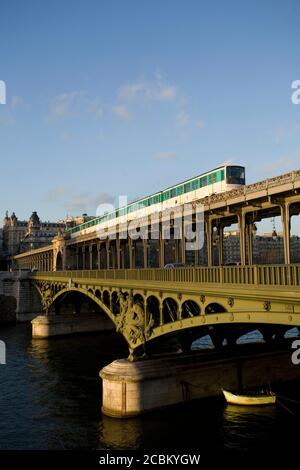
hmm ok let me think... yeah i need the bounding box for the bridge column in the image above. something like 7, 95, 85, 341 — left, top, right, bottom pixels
106, 240, 110, 269
159, 224, 165, 268
82, 245, 86, 270
246, 221, 253, 265
115, 235, 120, 269
89, 245, 93, 270
280, 202, 291, 264
238, 212, 246, 265
217, 224, 224, 266
97, 243, 101, 269
174, 239, 179, 263
206, 218, 212, 267
143, 240, 148, 268
181, 219, 186, 265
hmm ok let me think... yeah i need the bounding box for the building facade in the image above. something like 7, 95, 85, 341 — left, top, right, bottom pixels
1, 211, 91, 259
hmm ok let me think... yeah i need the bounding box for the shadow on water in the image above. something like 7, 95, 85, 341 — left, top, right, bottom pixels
0, 323, 300, 450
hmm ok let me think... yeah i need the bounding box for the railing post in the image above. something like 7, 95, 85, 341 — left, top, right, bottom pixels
253, 265, 258, 285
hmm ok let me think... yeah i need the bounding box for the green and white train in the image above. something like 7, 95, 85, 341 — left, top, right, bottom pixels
69, 165, 245, 238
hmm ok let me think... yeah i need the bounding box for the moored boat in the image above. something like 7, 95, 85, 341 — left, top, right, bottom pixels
222, 389, 276, 406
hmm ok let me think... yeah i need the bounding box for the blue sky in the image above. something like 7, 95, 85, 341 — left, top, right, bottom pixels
0, 0, 300, 225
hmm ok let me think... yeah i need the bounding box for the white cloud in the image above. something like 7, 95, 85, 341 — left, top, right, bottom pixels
112, 104, 131, 121
61, 131, 72, 141
117, 78, 177, 103
49, 91, 103, 119
264, 157, 295, 174
176, 111, 189, 127
0, 116, 15, 126
154, 151, 177, 161
195, 119, 205, 129
11, 95, 23, 109
43, 186, 70, 203
44, 186, 115, 215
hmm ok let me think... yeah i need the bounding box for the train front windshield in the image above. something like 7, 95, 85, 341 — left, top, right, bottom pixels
226, 166, 245, 185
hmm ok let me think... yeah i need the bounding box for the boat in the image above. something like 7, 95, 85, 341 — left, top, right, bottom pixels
222, 389, 276, 406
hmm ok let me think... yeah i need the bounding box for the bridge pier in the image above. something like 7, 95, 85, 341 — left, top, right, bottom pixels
32, 313, 115, 338
100, 345, 300, 418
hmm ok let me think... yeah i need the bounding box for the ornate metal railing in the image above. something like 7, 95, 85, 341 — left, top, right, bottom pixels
30, 264, 300, 287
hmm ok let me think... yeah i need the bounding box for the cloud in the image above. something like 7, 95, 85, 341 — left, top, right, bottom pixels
0, 116, 15, 126
176, 111, 189, 127
43, 186, 70, 203
117, 77, 177, 103
11, 95, 23, 109
49, 91, 103, 119
64, 192, 115, 214
195, 119, 205, 129
61, 131, 72, 141
154, 151, 177, 161
44, 186, 115, 215
112, 104, 131, 121
263, 156, 295, 174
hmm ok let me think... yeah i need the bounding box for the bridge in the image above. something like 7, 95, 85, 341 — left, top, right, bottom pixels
10, 168, 300, 417
30, 265, 300, 354
13, 169, 300, 272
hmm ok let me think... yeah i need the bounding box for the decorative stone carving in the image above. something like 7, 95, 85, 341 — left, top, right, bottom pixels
200, 295, 206, 304
228, 297, 234, 308
116, 293, 154, 345
39, 282, 55, 314
263, 301, 271, 311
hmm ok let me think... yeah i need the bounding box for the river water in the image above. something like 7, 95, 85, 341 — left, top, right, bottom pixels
0, 323, 299, 451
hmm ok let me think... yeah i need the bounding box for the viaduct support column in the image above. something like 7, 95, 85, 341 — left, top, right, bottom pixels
129, 238, 133, 269
97, 243, 101, 269
181, 220, 186, 265
89, 245, 93, 270
82, 246, 86, 270
238, 212, 246, 266
116, 235, 121, 269
217, 224, 224, 266
143, 240, 148, 268
106, 240, 110, 269
280, 202, 291, 265
159, 223, 165, 268
206, 218, 212, 267
246, 220, 253, 265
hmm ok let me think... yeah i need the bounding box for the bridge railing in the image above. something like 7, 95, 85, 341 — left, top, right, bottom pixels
29, 264, 300, 286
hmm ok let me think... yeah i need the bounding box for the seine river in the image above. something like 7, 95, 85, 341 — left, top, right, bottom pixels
0, 323, 299, 451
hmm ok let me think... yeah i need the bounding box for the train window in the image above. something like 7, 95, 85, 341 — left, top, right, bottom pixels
220, 169, 224, 181
192, 179, 198, 190
211, 172, 217, 184
184, 183, 190, 193
200, 176, 207, 187
226, 166, 245, 185
171, 188, 176, 198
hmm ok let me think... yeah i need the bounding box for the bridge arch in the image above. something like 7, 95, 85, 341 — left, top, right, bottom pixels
182, 300, 201, 318
163, 298, 178, 323
205, 303, 227, 314
51, 287, 116, 324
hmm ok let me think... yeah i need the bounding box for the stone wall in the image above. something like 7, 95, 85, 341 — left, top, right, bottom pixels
0, 271, 41, 322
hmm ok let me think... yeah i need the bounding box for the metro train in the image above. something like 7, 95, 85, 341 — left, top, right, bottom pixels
69, 165, 246, 238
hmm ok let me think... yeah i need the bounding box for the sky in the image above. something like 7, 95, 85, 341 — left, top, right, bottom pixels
0, 0, 300, 227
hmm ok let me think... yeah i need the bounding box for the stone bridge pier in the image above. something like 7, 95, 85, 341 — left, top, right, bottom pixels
0, 271, 41, 322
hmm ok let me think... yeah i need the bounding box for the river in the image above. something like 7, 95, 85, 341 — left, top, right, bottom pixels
0, 323, 299, 451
